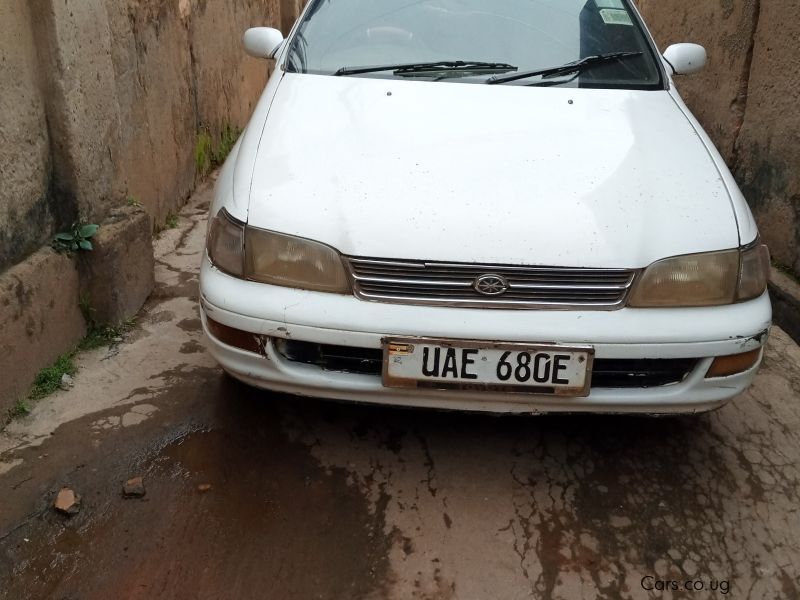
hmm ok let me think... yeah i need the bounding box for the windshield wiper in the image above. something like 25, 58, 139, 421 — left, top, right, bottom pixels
486, 51, 643, 85
334, 60, 517, 77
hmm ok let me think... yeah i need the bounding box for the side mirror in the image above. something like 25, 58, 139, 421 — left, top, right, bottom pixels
243, 27, 284, 59
663, 43, 707, 75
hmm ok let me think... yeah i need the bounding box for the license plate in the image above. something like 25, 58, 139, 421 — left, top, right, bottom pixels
382, 338, 594, 396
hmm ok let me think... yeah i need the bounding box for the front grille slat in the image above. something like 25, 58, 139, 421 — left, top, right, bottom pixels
502, 282, 630, 291
360, 290, 624, 301
346, 256, 637, 309
352, 270, 632, 286
353, 275, 474, 288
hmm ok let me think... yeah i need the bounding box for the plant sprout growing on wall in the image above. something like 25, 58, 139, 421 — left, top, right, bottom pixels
52, 223, 100, 253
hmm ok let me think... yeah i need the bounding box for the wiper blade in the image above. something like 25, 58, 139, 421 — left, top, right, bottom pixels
335, 60, 517, 77
486, 51, 642, 85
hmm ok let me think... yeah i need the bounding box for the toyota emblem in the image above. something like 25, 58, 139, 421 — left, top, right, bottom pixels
473, 274, 509, 296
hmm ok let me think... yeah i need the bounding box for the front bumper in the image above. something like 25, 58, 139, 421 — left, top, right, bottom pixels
200, 261, 772, 415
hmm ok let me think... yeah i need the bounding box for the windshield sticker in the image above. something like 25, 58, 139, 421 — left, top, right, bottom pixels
600, 8, 633, 26
595, 0, 625, 8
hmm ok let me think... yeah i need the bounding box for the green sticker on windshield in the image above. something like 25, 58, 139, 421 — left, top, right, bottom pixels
595, 0, 625, 8
600, 8, 633, 26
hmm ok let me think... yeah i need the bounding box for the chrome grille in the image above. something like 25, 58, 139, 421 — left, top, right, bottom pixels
345, 257, 637, 309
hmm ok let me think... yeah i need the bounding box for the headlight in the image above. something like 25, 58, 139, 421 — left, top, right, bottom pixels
244, 226, 350, 293
629, 244, 769, 308
737, 243, 770, 301
207, 210, 350, 293
207, 208, 245, 277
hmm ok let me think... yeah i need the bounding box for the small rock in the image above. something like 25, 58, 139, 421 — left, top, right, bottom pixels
682, 558, 698, 577
197, 483, 212, 492
122, 476, 146, 498
54, 488, 81, 515
121, 412, 148, 427
112, 336, 123, 343
610, 515, 632, 528
59, 374, 74, 391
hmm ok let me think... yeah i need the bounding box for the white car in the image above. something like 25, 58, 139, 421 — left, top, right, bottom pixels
200, 0, 772, 414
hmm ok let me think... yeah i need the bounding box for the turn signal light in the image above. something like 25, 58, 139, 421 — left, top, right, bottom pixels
705, 349, 761, 379
205, 316, 267, 355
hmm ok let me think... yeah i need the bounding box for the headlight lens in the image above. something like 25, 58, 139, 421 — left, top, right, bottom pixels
245, 226, 350, 293
207, 208, 245, 277
629, 244, 770, 308
737, 244, 770, 301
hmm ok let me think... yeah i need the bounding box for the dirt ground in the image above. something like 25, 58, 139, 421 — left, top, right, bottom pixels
1, 180, 799, 600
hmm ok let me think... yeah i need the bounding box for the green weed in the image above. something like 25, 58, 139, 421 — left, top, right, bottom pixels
52, 223, 99, 253
214, 123, 241, 165
28, 353, 78, 401
79, 318, 137, 352
3, 313, 139, 426
8, 399, 30, 419
195, 124, 242, 177
195, 131, 214, 176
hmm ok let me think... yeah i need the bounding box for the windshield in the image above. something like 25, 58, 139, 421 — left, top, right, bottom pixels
285, 0, 663, 89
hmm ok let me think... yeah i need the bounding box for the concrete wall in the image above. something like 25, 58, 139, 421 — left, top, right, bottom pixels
192, 0, 281, 139
637, 0, 800, 275
733, 2, 800, 274
107, 0, 284, 223
1, 0, 294, 274
0, 250, 86, 406
0, 0, 56, 270
0, 0, 302, 412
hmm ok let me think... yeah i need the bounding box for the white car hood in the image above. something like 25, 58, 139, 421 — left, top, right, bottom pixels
245, 74, 739, 268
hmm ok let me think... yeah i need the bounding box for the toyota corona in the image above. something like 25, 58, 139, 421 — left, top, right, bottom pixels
200, 0, 772, 414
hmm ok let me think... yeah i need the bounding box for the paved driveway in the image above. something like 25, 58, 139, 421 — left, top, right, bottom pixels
1, 182, 798, 599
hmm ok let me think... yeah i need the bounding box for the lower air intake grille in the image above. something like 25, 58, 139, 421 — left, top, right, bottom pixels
275, 340, 383, 375
591, 358, 697, 388
274, 340, 697, 388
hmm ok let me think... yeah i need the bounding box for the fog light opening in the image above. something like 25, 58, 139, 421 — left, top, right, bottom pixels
205, 316, 269, 356
705, 349, 762, 379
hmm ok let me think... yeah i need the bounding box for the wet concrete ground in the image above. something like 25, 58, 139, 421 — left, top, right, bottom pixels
1, 181, 800, 599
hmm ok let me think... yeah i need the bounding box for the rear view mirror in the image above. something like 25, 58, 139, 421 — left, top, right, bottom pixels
663, 43, 707, 75
243, 27, 284, 59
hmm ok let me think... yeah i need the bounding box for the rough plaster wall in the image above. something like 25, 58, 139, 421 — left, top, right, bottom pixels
0, 0, 299, 406
105, 0, 197, 223
279, 0, 304, 36
0, 0, 295, 272
636, 0, 759, 165
0, 251, 86, 406
733, 1, 800, 273
32, 0, 125, 222
0, 1, 53, 269
104, 0, 285, 223
190, 0, 280, 152
638, 0, 800, 274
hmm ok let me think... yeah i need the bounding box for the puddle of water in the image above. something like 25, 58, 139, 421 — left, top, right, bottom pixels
0, 376, 391, 600
176, 317, 201, 333
179, 340, 205, 354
